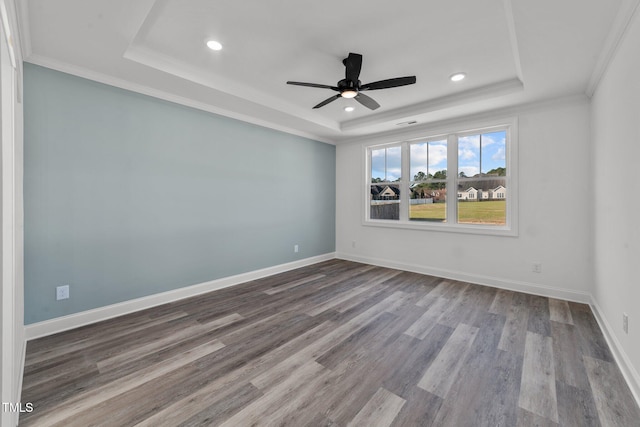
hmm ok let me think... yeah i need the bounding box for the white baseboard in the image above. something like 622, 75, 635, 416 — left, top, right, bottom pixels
25, 253, 335, 340
15, 339, 26, 427
590, 298, 640, 407
335, 252, 592, 303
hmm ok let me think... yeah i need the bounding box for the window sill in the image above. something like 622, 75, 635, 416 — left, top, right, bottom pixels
363, 219, 518, 237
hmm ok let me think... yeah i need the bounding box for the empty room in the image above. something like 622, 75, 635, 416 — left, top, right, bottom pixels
1, 0, 640, 426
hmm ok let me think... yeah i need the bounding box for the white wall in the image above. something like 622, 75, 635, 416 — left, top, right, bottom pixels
1, 0, 24, 424
591, 6, 640, 399
336, 99, 593, 301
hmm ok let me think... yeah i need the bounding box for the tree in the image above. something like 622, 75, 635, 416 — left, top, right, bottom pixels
459, 171, 467, 178
423, 170, 446, 190
414, 171, 427, 181
433, 170, 447, 180
371, 177, 383, 183
485, 167, 506, 176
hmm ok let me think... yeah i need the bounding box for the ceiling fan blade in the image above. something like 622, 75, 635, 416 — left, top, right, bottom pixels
287, 81, 339, 91
313, 94, 341, 109
345, 53, 362, 83
360, 76, 416, 91
354, 93, 380, 110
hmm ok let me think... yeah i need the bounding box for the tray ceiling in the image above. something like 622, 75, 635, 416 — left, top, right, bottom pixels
20, 0, 631, 143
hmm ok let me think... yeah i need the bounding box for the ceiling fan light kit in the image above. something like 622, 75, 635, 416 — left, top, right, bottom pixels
287, 52, 417, 111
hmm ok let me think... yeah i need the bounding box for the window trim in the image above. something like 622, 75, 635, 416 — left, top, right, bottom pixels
363, 118, 518, 237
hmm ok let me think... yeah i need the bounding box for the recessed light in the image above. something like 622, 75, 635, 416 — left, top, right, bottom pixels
344, 106, 355, 112
450, 72, 466, 82
206, 40, 223, 51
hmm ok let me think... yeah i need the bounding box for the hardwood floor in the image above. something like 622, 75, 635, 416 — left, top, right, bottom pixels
20, 260, 640, 426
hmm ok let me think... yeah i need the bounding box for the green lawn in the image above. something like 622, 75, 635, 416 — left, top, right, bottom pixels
410, 200, 506, 224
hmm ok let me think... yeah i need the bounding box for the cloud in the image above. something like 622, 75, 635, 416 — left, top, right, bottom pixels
459, 166, 480, 177
371, 146, 401, 181
459, 148, 477, 160
492, 146, 506, 161
458, 135, 479, 149
410, 142, 447, 177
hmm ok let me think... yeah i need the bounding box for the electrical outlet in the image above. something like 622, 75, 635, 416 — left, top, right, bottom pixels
294, 244, 299, 253
56, 285, 70, 301
532, 262, 542, 273
623, 313, 628, 334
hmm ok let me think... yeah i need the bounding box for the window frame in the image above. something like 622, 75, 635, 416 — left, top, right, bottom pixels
363, 118, 518, 237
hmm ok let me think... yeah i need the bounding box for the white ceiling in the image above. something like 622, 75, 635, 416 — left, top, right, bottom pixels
18, 0, 634, 144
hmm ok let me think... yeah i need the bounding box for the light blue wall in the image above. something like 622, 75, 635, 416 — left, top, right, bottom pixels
23, 63, 336, 324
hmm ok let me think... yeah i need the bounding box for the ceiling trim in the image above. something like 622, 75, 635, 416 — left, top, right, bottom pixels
340, 78, 524, 131
123, 44, 339, 132
586, 0, 640, 97
125, 0, 342, 132
339, 93, 589, 147
501, 0, 524, 82
25, 54, 337, 145
13, 0, 31, 60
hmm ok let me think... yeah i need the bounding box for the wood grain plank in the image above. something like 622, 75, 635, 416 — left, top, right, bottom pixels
20, 260, 638, 427
251, 291, 407, 390
527, 295, 551, 336
550, 321, 590, 389
555, 380, 601, 427
346, 387, 406, 427
549, 298, 574, 325
219, 360, 327, 427
489, 288, 514, 315
498, 294, 530, 355
584, 355, 640, 426
417, 323, 479, 398
262, 273, 326, 295
403, 297, 450, 339
433, 313, 517, 427
516, 408, 560, 427
518, 332, 559, 423
24, 311, 190, 367
134, 320, 337, 427
383, 325, 453, 398
389, 386, 442, 427
30, 340, 225, 427
570, 303, 614, 362
415, 280, 452, 307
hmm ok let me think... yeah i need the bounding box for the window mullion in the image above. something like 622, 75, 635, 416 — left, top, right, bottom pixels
447, 134, 458, 224
399, 142, 410, 221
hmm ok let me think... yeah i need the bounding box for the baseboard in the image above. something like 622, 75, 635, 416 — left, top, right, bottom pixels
335, 252, 592, 303
15, 339, 26, 427
25, 253, 335, 340
590, 298, 640, 407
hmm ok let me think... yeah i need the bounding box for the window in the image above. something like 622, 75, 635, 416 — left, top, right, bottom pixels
365, 120, 517, 236
370, 145, 401, 220
409, 139, 447, 222
457, 130, 507, 225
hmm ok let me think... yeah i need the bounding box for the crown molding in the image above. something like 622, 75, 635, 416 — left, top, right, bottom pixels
25, 55, 337, 145
339, 93, 589, 146
586, 0, 640, 97
340, 78, 524, 132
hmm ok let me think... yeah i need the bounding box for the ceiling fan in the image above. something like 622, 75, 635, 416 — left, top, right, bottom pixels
287, 53, 416, 110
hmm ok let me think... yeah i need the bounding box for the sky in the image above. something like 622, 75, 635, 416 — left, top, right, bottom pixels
371, 130, 506, 181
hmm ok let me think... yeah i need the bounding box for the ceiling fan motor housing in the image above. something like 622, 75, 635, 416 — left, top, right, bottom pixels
338, 79, 360, 91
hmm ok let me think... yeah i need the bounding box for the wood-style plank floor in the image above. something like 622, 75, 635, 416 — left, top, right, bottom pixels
20, 260, 640, 426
